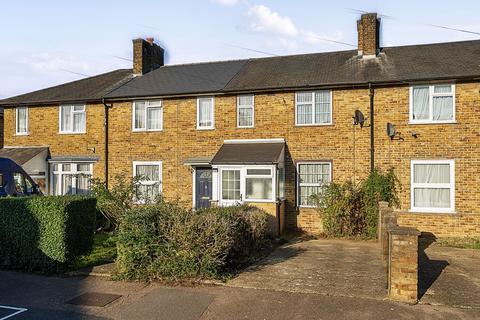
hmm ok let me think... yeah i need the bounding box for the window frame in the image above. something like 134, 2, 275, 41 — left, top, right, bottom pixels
59, 104, 86, 134
15, 106, 29, 135
410, 159, 455, 213
409, 84, 456, 124
132, 100, 163, 132
295, 90, 333, 126
296, 161, 332, 208
237, 94, 255, 128
244, 167, 273, 202
50, 162, 93, 195
196, 96, 215, 130
132, 161, 163, 203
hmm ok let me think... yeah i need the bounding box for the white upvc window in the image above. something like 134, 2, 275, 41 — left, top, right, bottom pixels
16, 106, 29, 135
60, 104, 86, 134
237, 95, 254, 128
133, 100, 163, 131
411, 160, 455, 213
133, 161, 162, 203
51, 162, 93, 195
409, 84, 455, 124
197, 97, 214, 130
295, 90, 332, 126
297, 162, 332, 207
218, 165, 276, 205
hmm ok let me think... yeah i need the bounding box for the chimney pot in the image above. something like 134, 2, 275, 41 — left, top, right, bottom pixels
357, 13, 380, 58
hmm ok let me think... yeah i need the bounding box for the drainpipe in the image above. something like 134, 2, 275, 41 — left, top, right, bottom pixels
102, 98, 111, 189
369, 83, 375, 173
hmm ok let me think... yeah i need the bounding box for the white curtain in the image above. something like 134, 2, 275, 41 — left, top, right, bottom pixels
134, 101, 146, 129
17, 107, 27, 133
315, 91, 331, 123
199, 98, 213, 127
147, 106, 162, 130
413, 164, 451, 208
296, 92, 312, 124
433, 96, 453, 121
136, 165, 159, 181
238, 95, 253, 106
238, 107, 252, 126
73, 111, 85, 132
61, 106, 72, 131
221, 170, 240, 200
412, 87, 429, 120
136, 165, 160, 201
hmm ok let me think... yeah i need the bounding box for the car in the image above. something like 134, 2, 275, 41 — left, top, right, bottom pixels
0, 157, 42, 197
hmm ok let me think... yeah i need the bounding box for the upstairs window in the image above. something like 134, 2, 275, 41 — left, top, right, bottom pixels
16, 106, 28, 135
133, 100, 163, 131
197, 97, 214, 130
295, 91, 332, 126
133, 161, 162, 203
237, 95, 254, 128
60, 104, 86, 133
297, 162, 332, 207
410, 84, 455, 123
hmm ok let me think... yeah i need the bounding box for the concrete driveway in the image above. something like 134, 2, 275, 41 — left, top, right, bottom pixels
227, 239, 387, 299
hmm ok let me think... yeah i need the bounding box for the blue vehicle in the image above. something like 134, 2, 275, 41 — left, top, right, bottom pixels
0, 157, 42, 197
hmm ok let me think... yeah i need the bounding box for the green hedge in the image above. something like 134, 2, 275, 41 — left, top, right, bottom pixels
0, 196, 97, 273
116, 203, 269, 281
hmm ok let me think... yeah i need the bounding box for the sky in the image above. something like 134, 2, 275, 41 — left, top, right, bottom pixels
1, 0, 480, 99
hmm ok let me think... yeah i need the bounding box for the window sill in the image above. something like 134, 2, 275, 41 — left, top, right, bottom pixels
15, 132, 29, 136
298, 205, 317, 209
132, 129, 163, 132
196, 127, 215, 131
408, 209, 456, 215
408, 121, 457, 125
295, 123, 333, 127
237, 126, 254, 129
59, 132, 86, 135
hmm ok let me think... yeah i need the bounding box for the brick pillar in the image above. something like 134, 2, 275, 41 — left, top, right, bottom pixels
388, 226, 420, 304
378, 201, 397, 271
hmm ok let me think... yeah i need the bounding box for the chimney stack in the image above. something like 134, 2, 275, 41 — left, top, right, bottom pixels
133, 37, 165, 75
357, 13, 380, 58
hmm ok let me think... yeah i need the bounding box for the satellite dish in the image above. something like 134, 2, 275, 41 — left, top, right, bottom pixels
386, 123, 396, 139
353, 110, 366, 128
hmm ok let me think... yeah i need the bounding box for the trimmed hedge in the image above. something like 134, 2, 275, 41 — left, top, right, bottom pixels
0, 196, 97, 273
116, 203, 269, 281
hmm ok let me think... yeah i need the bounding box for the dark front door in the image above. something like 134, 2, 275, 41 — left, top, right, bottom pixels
195, 168, 212, 209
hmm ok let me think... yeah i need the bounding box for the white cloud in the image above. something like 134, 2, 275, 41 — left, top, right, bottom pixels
211, 0, 240, 6
247, 4, 298, 37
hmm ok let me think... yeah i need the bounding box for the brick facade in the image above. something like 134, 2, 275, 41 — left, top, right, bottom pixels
2, 82, 479, 238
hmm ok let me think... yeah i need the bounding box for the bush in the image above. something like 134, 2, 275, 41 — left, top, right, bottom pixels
116, 202, 269, 281
0, 196, 97, 273
315, 168, 400, 238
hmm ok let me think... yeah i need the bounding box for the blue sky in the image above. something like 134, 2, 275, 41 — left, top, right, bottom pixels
1, 0, 479, 98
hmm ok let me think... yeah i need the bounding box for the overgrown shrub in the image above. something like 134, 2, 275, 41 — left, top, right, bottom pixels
116, 203, 269, 281
315, 168, 400, 238
0, 196, 96, 273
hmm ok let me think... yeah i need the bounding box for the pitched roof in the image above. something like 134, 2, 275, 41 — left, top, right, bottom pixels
0, 147, 48, 165
106, 60, 246, 99
106, 40, 480, 99
0, 69, 132, 106
211, 140, 284, 165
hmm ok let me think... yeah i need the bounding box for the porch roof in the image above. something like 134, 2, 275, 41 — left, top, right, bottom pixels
0, 147, 48, 165
211, 139, 284, 165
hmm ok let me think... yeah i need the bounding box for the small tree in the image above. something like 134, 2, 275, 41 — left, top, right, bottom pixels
314, 168, 400, 238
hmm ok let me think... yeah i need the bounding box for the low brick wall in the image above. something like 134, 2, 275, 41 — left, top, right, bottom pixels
397, 212, 480, 238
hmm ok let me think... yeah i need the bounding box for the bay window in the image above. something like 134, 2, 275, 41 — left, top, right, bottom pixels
133, 100, 163, 131
133, 161, 162, 202
51, 162, 92, 195
410, 84, 455, 123
295, 90, 332, 126
411, 160, 455, 212
60, 104, 86, 133
297, 162, 332, 207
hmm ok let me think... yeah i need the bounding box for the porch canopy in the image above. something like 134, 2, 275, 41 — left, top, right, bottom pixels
210, 139, 285, 165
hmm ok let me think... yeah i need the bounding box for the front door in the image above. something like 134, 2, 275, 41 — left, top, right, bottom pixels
195, 168, 212, 209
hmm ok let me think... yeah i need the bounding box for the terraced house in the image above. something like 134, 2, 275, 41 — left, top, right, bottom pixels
1, 13, 479, 238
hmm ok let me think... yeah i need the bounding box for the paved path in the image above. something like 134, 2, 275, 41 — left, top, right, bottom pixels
0, 271, 477, 320
227, 239, 386, 299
